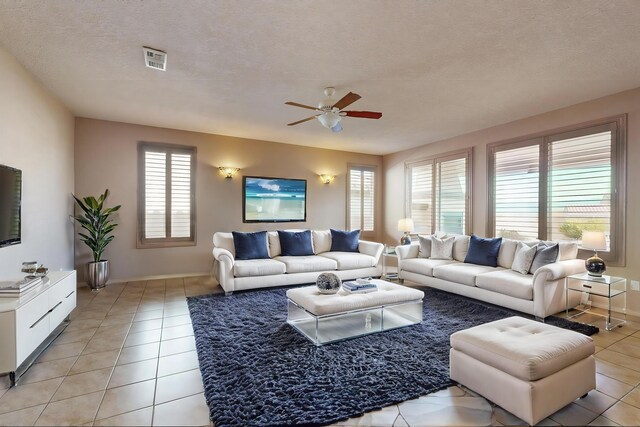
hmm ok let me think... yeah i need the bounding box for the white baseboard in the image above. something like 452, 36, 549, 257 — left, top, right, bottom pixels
587, 300, 640, 319
77, 271, 212, 288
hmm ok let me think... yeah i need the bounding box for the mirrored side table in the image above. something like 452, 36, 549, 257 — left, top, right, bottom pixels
382, 245, 398, 280
565, 272, 626, 331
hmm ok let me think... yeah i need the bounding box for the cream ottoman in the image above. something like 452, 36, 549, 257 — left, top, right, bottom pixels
450, 316, 595, 425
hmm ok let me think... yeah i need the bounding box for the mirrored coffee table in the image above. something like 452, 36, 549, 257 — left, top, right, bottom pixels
286, 279, 424, 346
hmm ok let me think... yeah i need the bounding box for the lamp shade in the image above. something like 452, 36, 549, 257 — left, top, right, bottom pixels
581, 231, 607, 251
397, 218, 414, 233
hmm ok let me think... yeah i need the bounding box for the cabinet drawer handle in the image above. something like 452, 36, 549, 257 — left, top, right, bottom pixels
65, 291, 74, 298
583, 284, 592, 289
30, 311, 51, 329
50, 301, 63, 312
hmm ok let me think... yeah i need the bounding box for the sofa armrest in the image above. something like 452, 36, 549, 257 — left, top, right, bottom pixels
533, 259, 585, 283
213, 247, 235, 293
359, 240, 384, 265
396, 244, 419, 261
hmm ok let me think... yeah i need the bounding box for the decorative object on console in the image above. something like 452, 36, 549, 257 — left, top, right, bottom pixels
72, 189, 121, 290
278, 230, 314, 256
218, 166, 240, 179
319, 174, 335, 184
464, 235, 502, 267
330, 229, 360, 252
232, 231, 270, 260
316, 272, 341, 294
397, 218, 414, 245
243, 176, 307, 223
581, 231, 607, 277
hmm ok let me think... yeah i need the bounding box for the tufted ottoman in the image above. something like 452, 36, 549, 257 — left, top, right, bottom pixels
450, 316, 595, 425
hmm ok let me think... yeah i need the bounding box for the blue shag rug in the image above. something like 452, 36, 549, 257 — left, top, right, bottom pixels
187, 286, 598, 427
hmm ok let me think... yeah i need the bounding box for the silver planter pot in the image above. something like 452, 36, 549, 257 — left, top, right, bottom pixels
87, 260, 109, 290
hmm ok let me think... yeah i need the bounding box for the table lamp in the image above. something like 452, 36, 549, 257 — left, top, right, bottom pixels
398, 218, 414, 245
581, 231, 607, 277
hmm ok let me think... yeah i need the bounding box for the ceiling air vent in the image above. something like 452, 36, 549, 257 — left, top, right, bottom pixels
143, 47, 167, 71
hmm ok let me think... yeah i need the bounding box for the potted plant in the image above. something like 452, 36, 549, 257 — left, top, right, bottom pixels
72, 189, 121, 290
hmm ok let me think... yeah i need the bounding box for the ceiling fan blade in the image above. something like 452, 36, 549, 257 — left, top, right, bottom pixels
331, 122, 343, 132
285, 101, 320, 111
287, 115, 319, 126
332, 92, 361, 111
343, 111, 383, 119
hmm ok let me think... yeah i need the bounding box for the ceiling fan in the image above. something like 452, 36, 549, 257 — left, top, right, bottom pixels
285, 87, 382, 132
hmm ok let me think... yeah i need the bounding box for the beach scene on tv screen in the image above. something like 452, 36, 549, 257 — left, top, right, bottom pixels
245, 177, 306, 221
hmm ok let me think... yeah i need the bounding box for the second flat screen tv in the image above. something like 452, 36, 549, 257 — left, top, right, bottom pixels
243, 176, 306, 223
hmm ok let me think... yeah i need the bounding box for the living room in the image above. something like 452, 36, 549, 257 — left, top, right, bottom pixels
0, 1, 639, 426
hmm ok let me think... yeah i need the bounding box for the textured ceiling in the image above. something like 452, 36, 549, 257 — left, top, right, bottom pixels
0, 1, 639, 155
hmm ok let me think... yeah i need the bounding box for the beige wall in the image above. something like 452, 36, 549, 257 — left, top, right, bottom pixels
0, 44, 75, 280
383, 87, 640, 313
74, 118, 382, 281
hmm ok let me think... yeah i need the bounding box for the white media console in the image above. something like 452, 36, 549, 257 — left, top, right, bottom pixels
0, 270, 76, 385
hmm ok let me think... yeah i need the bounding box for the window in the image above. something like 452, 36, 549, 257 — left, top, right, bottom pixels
138, 142, 196, 247
347, 165, 376, 235
406, 149, 472, 235
488, 116, 626, 265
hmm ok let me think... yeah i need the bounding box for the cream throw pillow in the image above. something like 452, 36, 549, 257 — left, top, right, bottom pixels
418, 235, 432, 258
511, 241, 537, 275
430, 236, 455, 260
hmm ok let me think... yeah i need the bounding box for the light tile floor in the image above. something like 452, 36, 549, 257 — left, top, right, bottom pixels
1, 276, 640, 426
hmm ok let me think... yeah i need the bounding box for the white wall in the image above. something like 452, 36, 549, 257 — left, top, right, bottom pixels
0, 44, 75, 280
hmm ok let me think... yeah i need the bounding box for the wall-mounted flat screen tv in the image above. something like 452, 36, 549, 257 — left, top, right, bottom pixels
243, 176, 307, 223
0, 164, 22, 248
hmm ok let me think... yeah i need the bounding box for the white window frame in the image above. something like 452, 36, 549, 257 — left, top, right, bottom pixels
137, 142, 197, 248
487, 115, 626, 266
405, 148, 473, 236
346, 164, 377, 238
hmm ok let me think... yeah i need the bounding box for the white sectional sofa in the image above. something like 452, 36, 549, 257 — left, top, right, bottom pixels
213, 230, 384, 294
396, 236, 585, 319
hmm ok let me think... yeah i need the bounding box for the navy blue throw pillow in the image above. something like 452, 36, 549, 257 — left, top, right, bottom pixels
278, 230, 314, 256
330, 229, 360, 252
464, 235, 502, 267
232, 231, 269, 260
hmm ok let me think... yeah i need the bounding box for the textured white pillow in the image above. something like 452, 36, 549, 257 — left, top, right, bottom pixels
418, 235, 432, 258
430, 236, 455, 260
511, 241, 537, 275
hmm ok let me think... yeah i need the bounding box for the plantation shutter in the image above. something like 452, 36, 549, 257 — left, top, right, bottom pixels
407, 162, 433, 234
435, 157, 467, 235
548, 128, 612, 243
139, 143, 196, 247
348, 166, 376, 233
493, 143, 540, 240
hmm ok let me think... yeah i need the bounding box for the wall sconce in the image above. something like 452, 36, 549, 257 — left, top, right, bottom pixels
319, 174, 335, 184
219, 167, 240, 179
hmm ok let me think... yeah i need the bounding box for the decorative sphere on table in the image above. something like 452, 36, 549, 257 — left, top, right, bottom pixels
316, 272, 342, 294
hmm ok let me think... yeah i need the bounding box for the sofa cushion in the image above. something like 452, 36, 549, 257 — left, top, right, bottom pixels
234, 259, 286, 277
497, 238, 518, 269
433, 263, 501, 287
401, 258, 458, 277
452, 235, 471, 262
330, 229, 360, 252
232, 231, 270, 260
431, 236, 455, 260
529, 243, 559, 273
267, 231, 281, 257
312, 230, 332, 254
464, 235, 502, 267
274, 256, 337, 274
511, 242, 537, 275
318, 252, 376, 270
418, 235, 432, 258
278, 230, 314, 256
476, 269, 534, 300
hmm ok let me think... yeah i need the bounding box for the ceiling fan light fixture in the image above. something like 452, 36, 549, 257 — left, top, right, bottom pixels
317, 111, 341, 129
